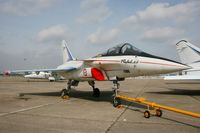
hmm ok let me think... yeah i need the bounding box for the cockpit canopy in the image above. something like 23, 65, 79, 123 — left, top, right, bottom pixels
94, 42, 182, 65
96, 43, 146, 57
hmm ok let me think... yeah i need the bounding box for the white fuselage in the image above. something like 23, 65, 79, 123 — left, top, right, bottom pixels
56, 56, 188, 81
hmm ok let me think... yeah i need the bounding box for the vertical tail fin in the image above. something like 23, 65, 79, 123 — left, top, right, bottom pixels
176, 40, 200, 64
62, 40, 75, 63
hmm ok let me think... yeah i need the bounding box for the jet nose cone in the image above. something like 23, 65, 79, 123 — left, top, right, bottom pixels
176, 64, 191, 71
163, 61, 191, 73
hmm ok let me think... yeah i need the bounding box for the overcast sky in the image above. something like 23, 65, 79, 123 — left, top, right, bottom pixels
0, 0, 200, 71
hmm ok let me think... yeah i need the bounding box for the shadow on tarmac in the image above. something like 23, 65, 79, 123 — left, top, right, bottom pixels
147, 89, 200, 96
19, 89, 114, 102
161, 117, 200, 129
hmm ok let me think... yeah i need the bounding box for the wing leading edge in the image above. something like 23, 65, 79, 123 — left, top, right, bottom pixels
10, 67, 77, 74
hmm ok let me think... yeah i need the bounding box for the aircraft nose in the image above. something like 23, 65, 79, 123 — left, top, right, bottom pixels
162, 61, 191, 73
177, 63, 191, 70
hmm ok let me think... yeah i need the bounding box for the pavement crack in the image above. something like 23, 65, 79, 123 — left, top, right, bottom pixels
105, 103, 131, 133
190, 96, 200, 103
0, 101, 60, 117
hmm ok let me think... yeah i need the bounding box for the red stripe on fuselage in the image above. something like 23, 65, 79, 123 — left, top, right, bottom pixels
140, 61, 181, 67
83, 60, 120, 63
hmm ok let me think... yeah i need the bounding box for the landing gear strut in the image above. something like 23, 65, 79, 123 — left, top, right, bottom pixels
112, 80, 120, 106
61, 80, 72, 98
112, 80, 120, 97
61, 80, 79, 98
88, 81, 100, 97
113, 97, 121, 107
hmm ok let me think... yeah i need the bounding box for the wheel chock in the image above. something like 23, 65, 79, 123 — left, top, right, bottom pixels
62, 95, 70, 100
116, 105, 124, 109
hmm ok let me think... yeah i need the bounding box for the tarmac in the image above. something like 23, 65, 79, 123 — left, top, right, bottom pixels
0, 76, 200, 133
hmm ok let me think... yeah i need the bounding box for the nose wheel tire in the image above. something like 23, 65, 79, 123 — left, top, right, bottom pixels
144, 110, 150, 118
93, 88, 100, 97
113, 97, 121, 107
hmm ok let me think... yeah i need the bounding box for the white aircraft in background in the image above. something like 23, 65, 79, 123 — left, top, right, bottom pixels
164, 40, 200, 85
9, 40, 189, 100
24, 71, 55, 81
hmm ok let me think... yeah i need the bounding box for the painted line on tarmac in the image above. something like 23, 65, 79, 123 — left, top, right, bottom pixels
0, 102, 56, 117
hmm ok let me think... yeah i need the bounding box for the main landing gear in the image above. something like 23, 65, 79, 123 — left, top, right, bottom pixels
61, 80, 101, 98
61, 80, 79, 99
61, 80, 120, 99
88, 80, 120, 98
88, 81, 100, 97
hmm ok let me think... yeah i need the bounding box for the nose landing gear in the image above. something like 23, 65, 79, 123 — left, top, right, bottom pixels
88, 81, 100, 97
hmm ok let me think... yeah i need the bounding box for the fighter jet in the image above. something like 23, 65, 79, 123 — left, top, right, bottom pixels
10, 40, 190, 99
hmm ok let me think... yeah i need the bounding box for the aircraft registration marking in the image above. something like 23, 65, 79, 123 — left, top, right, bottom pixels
121, 59, 138, 64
